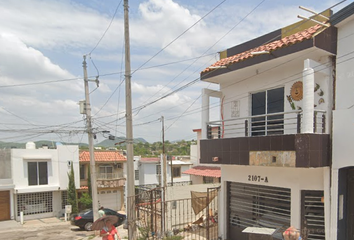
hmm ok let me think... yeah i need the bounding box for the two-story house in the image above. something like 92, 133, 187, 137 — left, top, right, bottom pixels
198, 11, 336, 240
79, 150, 126, 211
0, 142, 80, 221
330, 3, 354, 239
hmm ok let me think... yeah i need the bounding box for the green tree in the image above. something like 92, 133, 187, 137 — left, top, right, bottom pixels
78, 192, 92, 210
67, 161, 78, 214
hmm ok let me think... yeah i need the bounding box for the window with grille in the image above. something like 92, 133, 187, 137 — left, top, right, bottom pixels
17, 192, 53, 216
228, 182, 290, 237
301, 190, 325, 240
203, 176, 214, 184
156, 164, 161, 175
172, 167, 181, 178
61, 191, 68, 210
135, 170, 139, 180
28, 162, 48, 186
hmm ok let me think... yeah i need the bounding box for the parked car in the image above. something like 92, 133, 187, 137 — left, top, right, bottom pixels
71, 208, 126, 231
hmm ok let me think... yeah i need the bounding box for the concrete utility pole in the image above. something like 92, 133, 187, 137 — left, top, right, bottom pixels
82, 55, 99, 221
124, 0, 136, 239
161, 116, 167, 189
161, 116, 166, 234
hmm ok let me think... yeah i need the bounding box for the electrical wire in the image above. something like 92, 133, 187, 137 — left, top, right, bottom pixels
88, 0, 123, 55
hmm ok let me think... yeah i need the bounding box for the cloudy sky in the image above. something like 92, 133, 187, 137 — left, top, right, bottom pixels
0, 0, 350, 144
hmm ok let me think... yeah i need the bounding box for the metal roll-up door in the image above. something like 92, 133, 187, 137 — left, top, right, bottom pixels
228, 182, 291, 240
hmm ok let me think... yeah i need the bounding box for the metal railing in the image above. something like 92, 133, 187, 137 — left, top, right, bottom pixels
207, 110, 326, 139
96, 172, 124, 179
129, 186, 219, 240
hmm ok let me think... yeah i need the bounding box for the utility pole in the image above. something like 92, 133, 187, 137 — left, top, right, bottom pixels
161, 116, 166, 189
124, 0, 136, 239
82, 55, 99, 221
161, 116, 166, 234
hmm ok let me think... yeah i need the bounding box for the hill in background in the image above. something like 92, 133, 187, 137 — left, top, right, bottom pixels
0, 136, 147, 149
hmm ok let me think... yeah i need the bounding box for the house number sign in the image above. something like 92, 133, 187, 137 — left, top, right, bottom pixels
248, 175, 268, 183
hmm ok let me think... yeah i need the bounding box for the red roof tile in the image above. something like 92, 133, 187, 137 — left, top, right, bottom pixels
183, 166, 221, 178
80, 151, 126, 162
202, 24, 323, 73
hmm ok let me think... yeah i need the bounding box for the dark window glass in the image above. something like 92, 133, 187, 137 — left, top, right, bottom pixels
267, 88, 284, 135
173, 167, 181, 178
252, 92, 266, 136
80, 165, 85, 180
28, 162, 38, 186
251, 88, 284, 136
38, 162, 48, 185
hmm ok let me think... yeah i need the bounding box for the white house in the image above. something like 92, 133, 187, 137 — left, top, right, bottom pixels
1, 142, 80, 221
198, 10, 336, 239
134, 156, 192, 187
330, 3, 354, 239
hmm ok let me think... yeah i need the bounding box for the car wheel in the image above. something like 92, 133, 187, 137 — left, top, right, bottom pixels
84, 222, 93, 231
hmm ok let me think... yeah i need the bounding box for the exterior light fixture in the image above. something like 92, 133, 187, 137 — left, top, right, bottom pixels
250, 50, 270, 55
209, 66, 227, 69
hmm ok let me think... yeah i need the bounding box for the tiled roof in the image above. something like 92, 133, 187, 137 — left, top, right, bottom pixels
80, 151, 126, 162
202, 24, 323, 73
140, 158, 160, 163
80, 186, 88, 190
183, 166, 221, 178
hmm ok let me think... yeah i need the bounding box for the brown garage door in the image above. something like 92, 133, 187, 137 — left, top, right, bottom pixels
0, 191, 10, 221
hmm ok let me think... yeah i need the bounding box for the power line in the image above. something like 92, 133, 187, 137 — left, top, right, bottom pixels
88, 0, 123, 55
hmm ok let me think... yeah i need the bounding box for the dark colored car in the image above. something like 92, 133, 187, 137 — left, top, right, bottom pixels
71, 208, 126, 231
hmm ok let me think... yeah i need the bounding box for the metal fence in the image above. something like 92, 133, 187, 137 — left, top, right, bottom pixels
128, 186, 219, 240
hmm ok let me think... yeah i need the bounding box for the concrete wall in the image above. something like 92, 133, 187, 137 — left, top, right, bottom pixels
0, 149, 11, 179
333, 16, 354, 170
141, 163, 160, 185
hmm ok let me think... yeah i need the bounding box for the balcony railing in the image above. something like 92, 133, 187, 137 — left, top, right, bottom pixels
97, 173, 124, 180
207, 110, 326, 139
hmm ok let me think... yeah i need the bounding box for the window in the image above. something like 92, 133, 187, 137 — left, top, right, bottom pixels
203, 176, 214, 184
172, 167, 181, 178
99, 165, 113, 179
28, 162, 48, 186
61, 191, 68, 210
135, 170, 139, 180
156, 164, 161, 175
80, 165, 85, 180
99, 165, 113, 174
251, 87, 284, 136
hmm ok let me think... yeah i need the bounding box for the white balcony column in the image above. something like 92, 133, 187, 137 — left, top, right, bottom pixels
202, 88, 210, 140
302, 59, 315, 133
202, 88, 222, 139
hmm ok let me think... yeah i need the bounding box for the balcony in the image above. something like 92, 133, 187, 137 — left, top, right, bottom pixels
97, 173, 124, 180
200, 111, 330, 168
